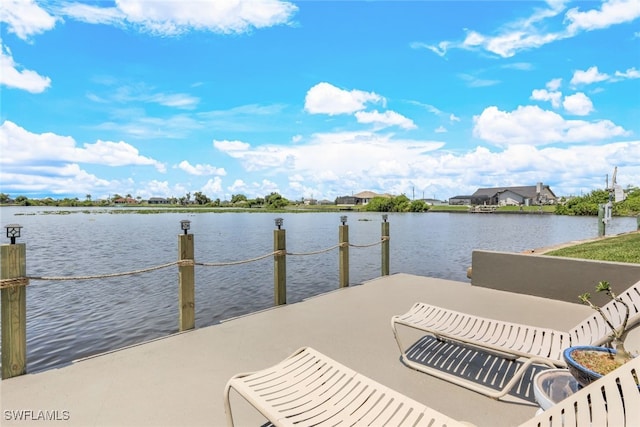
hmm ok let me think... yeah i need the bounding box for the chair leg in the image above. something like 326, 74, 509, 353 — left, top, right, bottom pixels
224, 384, 235, 427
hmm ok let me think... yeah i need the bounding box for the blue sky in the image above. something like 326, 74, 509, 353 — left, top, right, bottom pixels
1, 0, 639, 202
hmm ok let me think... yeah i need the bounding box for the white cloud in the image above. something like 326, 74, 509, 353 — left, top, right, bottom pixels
304, 82, 384, 115
177, 160, 226, 176
473, 105, 629, 146
58, 2, 124, 25
61, 0, 297, 36
434, 126, 447, 133
202, 177, 223, 195
449, 114, 460, 123
570, 66, 610, 85
0, 120, 166, 172
0, 163, 113, 196
531, 89, 562, 108
546, 78, 562, 91
354, 110, 416, 130
417, 0, 640, 58
228, 179, 247, 193
614, 67, 640, 79
563, 92, 594, 116
565, 0, 640, 33
148, 93, 200, 109
213, 139, 251, 152
0, 41, 51, 93
0, 0, 57, 40
215, 130, 444, 181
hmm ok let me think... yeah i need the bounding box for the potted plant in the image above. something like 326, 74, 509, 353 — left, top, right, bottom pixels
563, 280, 635, 387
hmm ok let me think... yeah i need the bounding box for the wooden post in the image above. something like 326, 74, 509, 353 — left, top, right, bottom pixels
339, 218, 349, 288
178, 232, 195, 331
598, 204, 605, 237
381, 215, 390, 276
1, 243, 27, 379
274, 219, 286, 305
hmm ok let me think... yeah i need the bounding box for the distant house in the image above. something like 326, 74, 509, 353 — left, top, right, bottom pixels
114, 197, 138, 204
448, 195, 490, 206
421, 198, 448, 206
472, 183, 557, 206
336, 191, 391, 206
148, 197, 169, 205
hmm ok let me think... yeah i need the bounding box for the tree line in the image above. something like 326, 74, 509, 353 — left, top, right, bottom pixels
555, 187, 640, 216
0, 192, 292, 209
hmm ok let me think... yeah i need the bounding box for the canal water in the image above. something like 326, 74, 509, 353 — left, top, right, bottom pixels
0, 207, 637, 373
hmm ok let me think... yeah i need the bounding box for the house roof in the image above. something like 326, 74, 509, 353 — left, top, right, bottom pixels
354, 191, 380, 199
472, 185, 556, 199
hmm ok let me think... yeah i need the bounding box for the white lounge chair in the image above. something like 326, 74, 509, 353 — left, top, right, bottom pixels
391, 280, 640, 399
224, 347, 468, 427
224, 346, 640, 427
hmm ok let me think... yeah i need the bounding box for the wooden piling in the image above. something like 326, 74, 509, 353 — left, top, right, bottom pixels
598, 204, 605, 237
274, 228, 286, 305
381, 219, 390, 276
178, 234, 195, 331
1, 243, 27, 379
339, 224, 349, 288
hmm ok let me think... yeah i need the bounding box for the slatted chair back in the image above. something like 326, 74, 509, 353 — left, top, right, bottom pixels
569, 280, 640, 346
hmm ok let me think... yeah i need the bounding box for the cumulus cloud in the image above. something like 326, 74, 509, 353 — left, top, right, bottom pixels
614, 67, 640, 80
177, 160, 226, 176
570, 66, 610, 86
214, 130, 444, 180
213, 139, 251, 152
304, 82, 384, 115
563, 92, 594, 116
60, 0, 298, 36
202, 177, 224, 195
565, 0, 640, 33
0, 41, 51, 93
354, 110, 416, 130
0, 120, 166, 172
473, 105, 629, 145
0, 0, 57, 40
531, 89, 562, 108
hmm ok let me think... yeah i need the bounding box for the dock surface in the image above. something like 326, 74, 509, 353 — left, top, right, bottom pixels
1, 273, 592, 427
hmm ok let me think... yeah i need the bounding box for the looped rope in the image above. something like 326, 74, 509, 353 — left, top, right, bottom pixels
349, 236, 389, 248
27, 260, 182, 281
0, 277, 30, 289
287, 244, 340, 256
196, 251, 281, 267
5, 237, 389, 285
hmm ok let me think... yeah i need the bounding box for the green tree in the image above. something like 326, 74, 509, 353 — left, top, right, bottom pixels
409, 200, 428, 212
265, 192, 289, 209
231, 194, 247, 204
0, 193, 9, 204
14, 195, 29, 206
364, 196, 394, 212
194, 191, 211, 205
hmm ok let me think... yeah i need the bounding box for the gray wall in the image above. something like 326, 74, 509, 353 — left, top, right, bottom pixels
471, 250, 640, 306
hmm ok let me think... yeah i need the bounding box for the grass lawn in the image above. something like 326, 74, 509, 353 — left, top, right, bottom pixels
544, 232, 640, 264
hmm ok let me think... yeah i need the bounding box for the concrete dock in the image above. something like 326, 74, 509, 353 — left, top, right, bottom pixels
1, 273, 594, 427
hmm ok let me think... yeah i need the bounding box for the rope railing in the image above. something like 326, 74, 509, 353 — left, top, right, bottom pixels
0, 238, 387, 287
1, 217, 392, 379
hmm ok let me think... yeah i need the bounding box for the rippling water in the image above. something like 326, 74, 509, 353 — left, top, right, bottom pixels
0, 207, 636, 373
